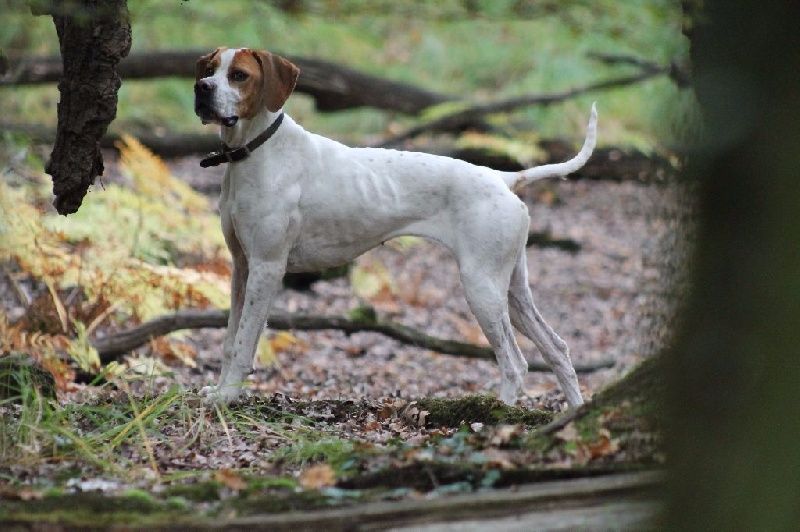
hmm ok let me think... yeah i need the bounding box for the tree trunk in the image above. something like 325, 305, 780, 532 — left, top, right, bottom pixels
666, 1, 800, 529
33, 0, 131, 215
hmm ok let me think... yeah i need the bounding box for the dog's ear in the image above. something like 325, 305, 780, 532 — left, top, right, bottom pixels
251, 50, 300, 112
195, 47, 221, 80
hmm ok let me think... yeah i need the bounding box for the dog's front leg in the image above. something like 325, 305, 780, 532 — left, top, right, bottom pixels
216, 249, 248, 390
201, 258, 286, 404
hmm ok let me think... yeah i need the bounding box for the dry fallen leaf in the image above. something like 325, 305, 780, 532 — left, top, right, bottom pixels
150, 337, 197, 368
299, 464, 336, 490
482, 448, 516, 470
377, 405, 394, 421
215, 468, 247, 491
490, 424, 523, 446
554, 423, 580, 442
0, 483, 44, 501
586, 428, 620, 459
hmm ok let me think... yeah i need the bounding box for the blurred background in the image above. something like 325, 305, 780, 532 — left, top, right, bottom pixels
1, 0, 695, 148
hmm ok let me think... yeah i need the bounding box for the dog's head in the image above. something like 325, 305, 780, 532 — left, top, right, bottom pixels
194, 48, 300, 127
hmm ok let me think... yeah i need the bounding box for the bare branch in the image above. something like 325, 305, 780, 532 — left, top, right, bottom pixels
376, 70, 667, 147
92, 309, 615, 373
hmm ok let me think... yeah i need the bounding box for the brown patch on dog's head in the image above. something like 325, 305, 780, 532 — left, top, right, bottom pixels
229, 49, 269, 119
248, 49, 300, 113
195, 47, 224, 80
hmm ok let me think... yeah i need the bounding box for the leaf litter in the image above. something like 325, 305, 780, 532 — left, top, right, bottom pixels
0, 144, 692, 521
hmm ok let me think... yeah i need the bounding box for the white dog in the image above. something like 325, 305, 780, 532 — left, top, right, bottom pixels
194, 47, 596, 407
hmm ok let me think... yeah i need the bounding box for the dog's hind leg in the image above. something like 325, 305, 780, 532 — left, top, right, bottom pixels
508, 251, 583, 407
458, 262, 528, 405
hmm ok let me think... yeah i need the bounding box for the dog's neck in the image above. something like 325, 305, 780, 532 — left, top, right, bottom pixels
220, 109, 284, 148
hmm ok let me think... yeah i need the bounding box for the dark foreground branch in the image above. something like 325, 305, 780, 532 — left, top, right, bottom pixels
92, 309, 614, 373
33, 0, 132, 215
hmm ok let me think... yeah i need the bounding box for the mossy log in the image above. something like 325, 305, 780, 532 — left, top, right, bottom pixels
415, 395, 553, 427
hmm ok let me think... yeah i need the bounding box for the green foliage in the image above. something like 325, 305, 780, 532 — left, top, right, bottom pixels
0, 1, 693, 149
274, 434, 357, 473
0, 137, 229, 323
66, 322, 101, 374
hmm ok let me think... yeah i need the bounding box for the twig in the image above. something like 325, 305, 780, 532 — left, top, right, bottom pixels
44, 278, 69, 334
586, 52, 664, 73
5, 272, 30, 307
85, 302, 119, 336
588, 51, 691, 88
91, 309, 615, 373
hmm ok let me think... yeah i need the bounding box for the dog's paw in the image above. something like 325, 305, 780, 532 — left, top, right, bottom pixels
199, 384, 242, 406
499, 377, 523, 406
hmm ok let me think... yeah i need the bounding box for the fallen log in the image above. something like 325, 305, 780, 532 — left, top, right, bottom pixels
92, 309, 615, 373
1, 50, 452, 115
1, 123, 676, 183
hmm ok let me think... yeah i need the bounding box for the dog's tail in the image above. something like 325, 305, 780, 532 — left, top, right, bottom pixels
502, 102, 597, 188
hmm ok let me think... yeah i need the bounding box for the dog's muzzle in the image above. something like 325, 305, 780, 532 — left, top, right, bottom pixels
194, 79, 239, 127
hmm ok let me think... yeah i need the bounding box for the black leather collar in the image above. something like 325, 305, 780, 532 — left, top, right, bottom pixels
200, 112, 285, 168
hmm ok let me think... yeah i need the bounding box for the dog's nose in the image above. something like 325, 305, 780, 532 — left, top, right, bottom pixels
195, 79, 215, 94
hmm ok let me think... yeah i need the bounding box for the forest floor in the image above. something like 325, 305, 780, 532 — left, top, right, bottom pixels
0, 149, 693, 528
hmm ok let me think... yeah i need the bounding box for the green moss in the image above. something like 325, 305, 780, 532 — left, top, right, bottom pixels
245, 476, 298, 492
164, 481, 222, 502
228, 490, 339, 516
593, 356, 664, 409
415, 395, 553, 428
0, 492, 196, 528
348, 305, 378, 324
274, 436, 357, 472
164, 496, 190, 511
120, 488, 157, 505
522, 358, 664, 465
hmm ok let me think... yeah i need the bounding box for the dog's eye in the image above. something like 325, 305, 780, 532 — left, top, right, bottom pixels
230, 70, 248, 82
205, 66, 215, 77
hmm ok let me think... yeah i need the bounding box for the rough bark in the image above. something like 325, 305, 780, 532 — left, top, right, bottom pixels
91, 309, 615, 373
2, 50, 451, 115
33, 0, 131, 215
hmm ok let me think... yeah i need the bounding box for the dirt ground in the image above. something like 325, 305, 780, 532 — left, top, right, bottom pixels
0, 154, 692, 526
